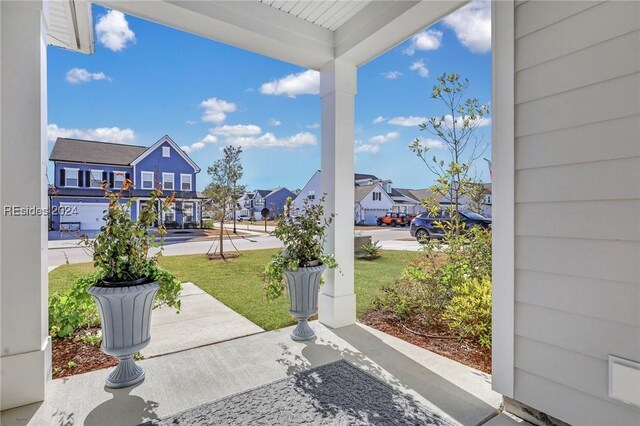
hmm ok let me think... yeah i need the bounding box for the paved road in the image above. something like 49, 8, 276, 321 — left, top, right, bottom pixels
48, 226, 420, 267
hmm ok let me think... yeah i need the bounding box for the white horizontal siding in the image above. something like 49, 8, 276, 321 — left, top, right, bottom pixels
515, 1, 603, 39
512, 1, 640, 423
515, 302, 640, 362
515, 1, 640, 71
515, 270, 640, 326
515, 157, 640, 203
514, 369, 640, 426
515, 30, 640, 104
515, 200, 640, 241
515, 72, 640, 137
516, 115, 640, 170
516, 236, 639, 284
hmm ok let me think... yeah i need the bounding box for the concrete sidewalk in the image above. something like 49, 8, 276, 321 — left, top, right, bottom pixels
141, 282, 263, 358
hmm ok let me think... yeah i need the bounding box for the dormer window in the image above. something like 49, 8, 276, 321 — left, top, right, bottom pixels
162, 146, 170, 157
64, 168, 79, 187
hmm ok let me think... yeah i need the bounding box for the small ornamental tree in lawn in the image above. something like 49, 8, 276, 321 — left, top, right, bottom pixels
409, 72, 489, 237
204, 145, 245, 258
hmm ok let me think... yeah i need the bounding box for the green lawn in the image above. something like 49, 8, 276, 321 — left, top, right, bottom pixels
48, 249, 416, 330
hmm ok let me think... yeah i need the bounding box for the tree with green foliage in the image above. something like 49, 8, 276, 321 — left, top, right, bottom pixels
409, 72, 489, 236
204, 146, 245, 258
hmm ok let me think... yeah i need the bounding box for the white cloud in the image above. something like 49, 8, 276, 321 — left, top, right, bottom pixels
181, 142, 206, 154
260, 70, 319, 98
47, 124, 135, 144
382, 71, 403, 80
211, 124, 262, 137
442, 114, 491, 129
95, 10, 136, 52
199, 98, 237, 124
369, 132, 399, 144
185, 120, 197, 125
388, 116, 427, 127
419, 139, 445, 149
372, 116, 386, 124
355, 142, 380, 154
66, 68, 109, 84
410, 59, 429, 77
443, 0, 491, 53
226, 132, 317, 149
268, 119, 281, 126
403, 29, 443, 55
306, 123, 320, 129
198, 134, 218, 144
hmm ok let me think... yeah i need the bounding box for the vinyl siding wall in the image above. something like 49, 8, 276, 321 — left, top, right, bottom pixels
512, 1, 640, 424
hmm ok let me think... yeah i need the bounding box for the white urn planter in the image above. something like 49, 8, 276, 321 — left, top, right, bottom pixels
87, 280, 159, 388
283, 264, 326, 341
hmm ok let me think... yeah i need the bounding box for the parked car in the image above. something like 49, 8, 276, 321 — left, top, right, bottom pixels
237, 212, 252, 222
410, 210, 492, 241
376, 212, 414, 227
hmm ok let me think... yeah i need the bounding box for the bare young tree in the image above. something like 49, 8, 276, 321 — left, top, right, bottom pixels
409, 72, 489, 235
204, 146, 245, 258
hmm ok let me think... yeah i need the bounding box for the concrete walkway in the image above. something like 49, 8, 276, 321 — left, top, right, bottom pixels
141, 282, 263, 358
2, 322, 506, 426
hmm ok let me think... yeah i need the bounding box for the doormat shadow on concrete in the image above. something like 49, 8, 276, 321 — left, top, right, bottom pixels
139, 360, 455, 425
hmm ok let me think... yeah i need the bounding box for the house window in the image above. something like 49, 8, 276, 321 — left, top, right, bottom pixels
114, 171, 126, 189
141, 171, 154, 190
180, 174, 192, 191
373, 192, 381, 201
162, 146, 170, 157
162, 173, 174, 191
90, 170, 103, 188
164, 204, 175, 223
308, 190, 315, 201
64, 168, 79, 187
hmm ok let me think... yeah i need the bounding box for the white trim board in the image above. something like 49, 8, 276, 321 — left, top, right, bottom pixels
130, 135, 201, 173
491, 0, 515, 398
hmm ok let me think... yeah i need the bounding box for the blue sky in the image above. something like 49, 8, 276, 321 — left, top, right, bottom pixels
47, 1, 491, 192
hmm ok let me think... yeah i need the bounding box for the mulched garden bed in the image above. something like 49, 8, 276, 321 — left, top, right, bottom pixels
52, 327, 117, 378
360, 310, 491, 374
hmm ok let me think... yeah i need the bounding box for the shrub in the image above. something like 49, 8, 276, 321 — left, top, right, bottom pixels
361, 241, 382, 259
443, 276, 492, 348
49, 274, 100, 338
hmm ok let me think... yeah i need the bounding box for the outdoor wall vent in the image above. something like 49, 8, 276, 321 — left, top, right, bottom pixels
608, 355, 640, 407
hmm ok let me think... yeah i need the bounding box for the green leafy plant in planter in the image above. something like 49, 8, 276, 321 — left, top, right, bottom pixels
79, 180, 182, 388
264, 196, 337, 340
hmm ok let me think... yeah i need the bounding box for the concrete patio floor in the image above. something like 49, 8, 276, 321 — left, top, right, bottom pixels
2, 322, 512, 426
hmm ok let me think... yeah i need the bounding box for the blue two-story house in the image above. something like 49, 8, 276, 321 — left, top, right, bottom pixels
49, 135, 203, 231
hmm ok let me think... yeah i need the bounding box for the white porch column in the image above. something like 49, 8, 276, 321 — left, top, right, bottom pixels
0, 1, 51, 410
318, 60, 357, 328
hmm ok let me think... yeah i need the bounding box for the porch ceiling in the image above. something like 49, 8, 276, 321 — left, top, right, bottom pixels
47, 0, 94, 54
94, 0, 468, 69
258, 0, 371, 31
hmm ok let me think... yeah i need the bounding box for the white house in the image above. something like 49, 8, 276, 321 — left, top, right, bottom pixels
354, 183, 394, 225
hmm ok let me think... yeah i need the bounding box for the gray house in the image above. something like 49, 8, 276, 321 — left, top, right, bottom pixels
238, 187, 296, 219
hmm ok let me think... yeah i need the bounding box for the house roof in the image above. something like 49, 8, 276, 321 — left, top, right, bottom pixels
131, 135, 201, 173
255, 189, 272, 197
354, 183, 381, 203
354, 173, 380, 181
49, 138, 148, 166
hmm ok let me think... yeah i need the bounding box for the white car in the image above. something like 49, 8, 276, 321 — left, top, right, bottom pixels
237, 213, 252, 221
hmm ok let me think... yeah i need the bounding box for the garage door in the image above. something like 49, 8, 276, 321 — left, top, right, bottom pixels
60, 203, 108, 230
363, 208, 387, 225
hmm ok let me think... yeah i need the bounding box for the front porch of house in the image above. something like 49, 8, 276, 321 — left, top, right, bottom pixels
1, 321, 510, 426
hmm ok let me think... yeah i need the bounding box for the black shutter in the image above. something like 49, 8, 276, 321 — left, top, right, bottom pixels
125, 173, 131, 184
102, 171, 107, 183
78, 170, 84, 187
60, 169, 65, 186
85, 171, 90, 187
109, 172, 115, 188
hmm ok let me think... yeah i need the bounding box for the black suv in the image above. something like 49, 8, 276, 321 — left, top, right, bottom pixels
409, 210, 491, 241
